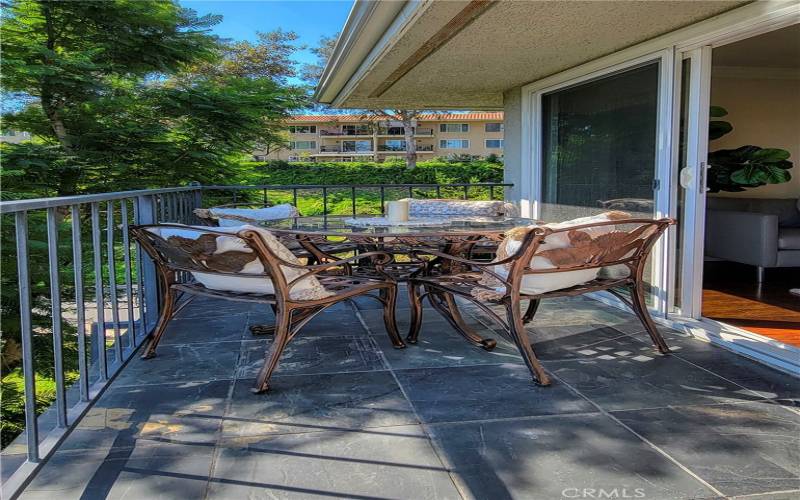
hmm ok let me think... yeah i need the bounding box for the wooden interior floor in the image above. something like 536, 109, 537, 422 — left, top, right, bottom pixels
702, 261, 800, 347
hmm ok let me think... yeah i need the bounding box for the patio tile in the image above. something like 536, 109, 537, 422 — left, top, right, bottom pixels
207, 425, 460, 500
159, 315, 249, 345
526, 324, 639, 361
656, 336, 800, 404
173, 296, 253, 319
221, 372, 418, 438
545, 346, 770, 411
427, 414, 715, 500
247, 308, 370, 337
58, 380, 230, 452
395, 363, 595, 423
19, 443, 214, 499
373, 324, 523, 370
113, 342, 242, 387
237, 336, 386, 378
613, 401, 800, 497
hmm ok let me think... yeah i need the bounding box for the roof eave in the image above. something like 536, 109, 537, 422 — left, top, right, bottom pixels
314, 0, 426, 106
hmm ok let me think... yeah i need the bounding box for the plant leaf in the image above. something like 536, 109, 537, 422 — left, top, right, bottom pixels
709, 106, 728, 118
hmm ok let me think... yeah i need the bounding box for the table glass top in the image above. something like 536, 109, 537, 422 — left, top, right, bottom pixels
260, 215, 535, 236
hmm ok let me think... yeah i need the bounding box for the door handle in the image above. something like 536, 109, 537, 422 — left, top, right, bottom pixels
698, 161, 708, 194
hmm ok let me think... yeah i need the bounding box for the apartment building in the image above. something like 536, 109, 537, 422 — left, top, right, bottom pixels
254, 112, 504, 162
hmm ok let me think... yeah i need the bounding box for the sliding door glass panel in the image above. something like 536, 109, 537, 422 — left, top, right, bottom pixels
541, 62, 659, 221
673, 58, 692, 313
540, 61, 660, 303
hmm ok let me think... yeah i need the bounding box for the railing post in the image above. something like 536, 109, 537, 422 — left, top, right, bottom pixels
135, 195, 159, 331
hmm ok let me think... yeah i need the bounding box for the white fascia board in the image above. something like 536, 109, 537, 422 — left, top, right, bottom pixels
315, 0, 416, 104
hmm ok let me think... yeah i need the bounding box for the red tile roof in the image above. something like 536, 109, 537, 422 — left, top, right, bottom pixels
286, 112, 503, 123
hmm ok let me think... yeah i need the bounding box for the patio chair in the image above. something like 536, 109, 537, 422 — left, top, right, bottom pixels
406, 213, 674, 386
193, 203, 357, 263
130, 223, 405, 393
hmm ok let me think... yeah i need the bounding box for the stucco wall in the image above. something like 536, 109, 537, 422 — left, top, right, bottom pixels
709, 74, 800, 200
503, 87, 523, 205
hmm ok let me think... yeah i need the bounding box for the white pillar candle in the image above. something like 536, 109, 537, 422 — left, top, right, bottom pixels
386, 200, 409, 222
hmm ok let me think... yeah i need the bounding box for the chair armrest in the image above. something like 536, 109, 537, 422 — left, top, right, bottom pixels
705, 210, 779, 267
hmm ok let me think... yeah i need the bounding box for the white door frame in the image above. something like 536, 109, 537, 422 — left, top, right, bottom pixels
521, 50, 676, 315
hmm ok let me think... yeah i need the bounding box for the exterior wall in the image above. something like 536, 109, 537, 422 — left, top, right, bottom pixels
0, 131, 32, 144
709, 72, 800, 200
255, 115, 505, 162
502, 87, 523, 205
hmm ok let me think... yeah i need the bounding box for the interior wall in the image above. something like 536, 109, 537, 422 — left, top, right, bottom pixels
709, 71, 800, 199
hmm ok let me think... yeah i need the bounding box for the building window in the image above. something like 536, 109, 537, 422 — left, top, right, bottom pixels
288, 125, 317, 134
439, 123, 469, 133
383, 139, 406, 151
342, 124, 370, 135
290, 141, 316, 150
342, 140, 372, 152
485, 139, 503, 148
485, 123, 503, 132
439, 139, 469, 149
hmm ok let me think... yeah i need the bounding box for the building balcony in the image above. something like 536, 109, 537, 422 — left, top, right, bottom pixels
377, 128, 434, 136
319, 127, 372, 137
377, 144, 435, 152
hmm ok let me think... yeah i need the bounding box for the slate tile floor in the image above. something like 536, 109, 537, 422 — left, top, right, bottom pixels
17, 294, 800, 500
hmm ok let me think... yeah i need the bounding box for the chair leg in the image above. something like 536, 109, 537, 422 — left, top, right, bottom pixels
522, 299, 540, 324
505, 299, 551, 386
380, 286, 406, 349
252, 307, 293, 394
406, 281, 424, 344
629, 284, 670, 354
140, 287, 177, 359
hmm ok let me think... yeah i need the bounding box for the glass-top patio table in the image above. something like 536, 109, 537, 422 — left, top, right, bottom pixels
260, 215, 538, 350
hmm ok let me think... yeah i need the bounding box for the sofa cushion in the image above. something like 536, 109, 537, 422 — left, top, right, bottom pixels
483, 211, 631, 296
778, 228, 800, 250
706, 197, 800, 228
210, 204, 299, 227
145, 224, 331, 300
403, 199, 515, 217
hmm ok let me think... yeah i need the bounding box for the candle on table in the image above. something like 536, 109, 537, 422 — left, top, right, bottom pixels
386, 200, 409, 222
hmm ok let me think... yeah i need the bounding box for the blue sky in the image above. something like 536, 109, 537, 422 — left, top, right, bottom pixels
182, 1, 352, 71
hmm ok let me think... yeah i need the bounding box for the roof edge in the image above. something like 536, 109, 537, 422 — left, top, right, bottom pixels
314, 0, 413, 105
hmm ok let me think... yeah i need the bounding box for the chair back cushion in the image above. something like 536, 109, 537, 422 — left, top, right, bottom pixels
143, 224, 331, 300
404, 199, 514, 217
210, 204, 299, 227
492, 212, 633, 295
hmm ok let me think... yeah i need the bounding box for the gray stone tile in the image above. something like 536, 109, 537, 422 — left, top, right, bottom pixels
546, 345, 771, 410
114, 342, 242, 387
613, 402, 800, 497
174, 296, 253, 319
729, 491, 800, 499
159, 315, 249, 345
19, 443, 214, 499
395, 364, 594, 423
246, 306, 369, 338
658, 336, 800, 404
237, 336, 386, 378
58, 381, 230, 452
428, 414, 714, 500
373, 323, 523, 370
526, 324, 639, 361
222, 372, 418, 438
207, 425, 460, 500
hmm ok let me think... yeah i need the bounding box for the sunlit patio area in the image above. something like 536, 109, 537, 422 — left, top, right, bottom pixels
12, 291, 799, 500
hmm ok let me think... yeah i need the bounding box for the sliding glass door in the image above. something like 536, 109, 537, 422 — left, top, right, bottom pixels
538, 60, 664, 306
540, 62, 660, 222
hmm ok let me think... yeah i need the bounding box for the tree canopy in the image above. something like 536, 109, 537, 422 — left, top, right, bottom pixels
1, 0, 308, 197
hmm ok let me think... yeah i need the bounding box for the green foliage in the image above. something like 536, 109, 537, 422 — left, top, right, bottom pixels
707, 106, 793, 192
242, 159, 504, 186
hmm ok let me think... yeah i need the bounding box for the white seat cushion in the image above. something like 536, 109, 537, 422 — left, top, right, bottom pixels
491, 212, 631, 295
403, 199, 513, 217
211, 204, 299, 227
146, 224, 331, 300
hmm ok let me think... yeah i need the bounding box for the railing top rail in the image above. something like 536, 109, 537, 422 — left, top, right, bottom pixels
0, 186, 200, 214
202, 183, 511, 190
0, 182, 512, 213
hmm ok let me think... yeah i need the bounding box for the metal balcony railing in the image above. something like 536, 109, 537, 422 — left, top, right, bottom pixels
0, 181, 512, 497
377, 144, 435, 152
378, 127, 435, 136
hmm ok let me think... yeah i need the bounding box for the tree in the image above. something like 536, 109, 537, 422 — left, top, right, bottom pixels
189, 29, 301, 82
362, 110, 430, 170
1, 0, 306, 195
